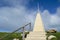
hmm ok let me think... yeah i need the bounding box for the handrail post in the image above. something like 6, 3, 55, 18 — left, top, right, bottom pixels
29, 23, 31, 31
22, 27, 25, 40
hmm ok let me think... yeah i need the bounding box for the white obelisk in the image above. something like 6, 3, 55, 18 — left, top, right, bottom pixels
25, 4, 46, 40
33, 10, 45, 32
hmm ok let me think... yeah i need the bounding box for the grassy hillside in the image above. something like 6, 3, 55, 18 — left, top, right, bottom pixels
0, 32, 22, 40
0, 32, 60, 40
47, 32, 60, 40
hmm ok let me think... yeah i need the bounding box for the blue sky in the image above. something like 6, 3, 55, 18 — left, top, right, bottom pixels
0, 0, 60, 32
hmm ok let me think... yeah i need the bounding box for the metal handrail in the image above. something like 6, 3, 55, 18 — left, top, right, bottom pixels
0, 23, 31, 40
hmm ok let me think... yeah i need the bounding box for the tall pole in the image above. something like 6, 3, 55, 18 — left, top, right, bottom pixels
37, 3, 40, 13
29, 23, 31, 31
22, 27, 25, 40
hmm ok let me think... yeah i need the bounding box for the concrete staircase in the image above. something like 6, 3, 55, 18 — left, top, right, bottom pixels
25, 31, 46, 40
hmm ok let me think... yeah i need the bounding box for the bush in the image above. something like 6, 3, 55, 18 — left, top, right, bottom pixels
51, 38, 57, 40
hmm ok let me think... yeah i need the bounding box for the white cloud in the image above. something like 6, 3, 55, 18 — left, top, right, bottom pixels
56, 7, 60, 17
1, 0, 30, 6
0, 0, 60, 32
0, 6, 36, 32
0, 6, 60, 32
0, 16, 8, 21
50, 15, 59, 25
0, 0, 33, 32
50, 7, 60, 25
41, 10, 51, 30
41, 7, 60, 31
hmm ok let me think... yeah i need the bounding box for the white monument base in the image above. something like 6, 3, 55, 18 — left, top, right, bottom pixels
25, 31, 46, 40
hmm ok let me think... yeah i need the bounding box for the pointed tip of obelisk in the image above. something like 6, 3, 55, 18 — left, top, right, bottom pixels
37, 3, 40, 13
37, 3, 40, 15
33, 3, 45, 31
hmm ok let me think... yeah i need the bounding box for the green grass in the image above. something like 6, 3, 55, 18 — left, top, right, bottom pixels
0, 32, 22, 40
0, 32, 60, 40
47, 32, 60, 40
0, 32, 29, 40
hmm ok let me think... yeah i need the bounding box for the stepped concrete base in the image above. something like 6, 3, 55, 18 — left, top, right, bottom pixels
25, 31, 46, 40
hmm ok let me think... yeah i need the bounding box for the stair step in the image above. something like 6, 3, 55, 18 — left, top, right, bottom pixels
25, 38, 46, 40
29, 32, 46, 34
27, 36, 46, 38
30, 31, 46, 33
28, 34, 46, 35
25, 31, 46, 40
27, 35, 46, 37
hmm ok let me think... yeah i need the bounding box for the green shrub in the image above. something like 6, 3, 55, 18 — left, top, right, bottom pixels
51, 38, 57, 40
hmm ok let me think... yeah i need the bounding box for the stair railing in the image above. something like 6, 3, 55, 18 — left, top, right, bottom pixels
0, 23, 31, 40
